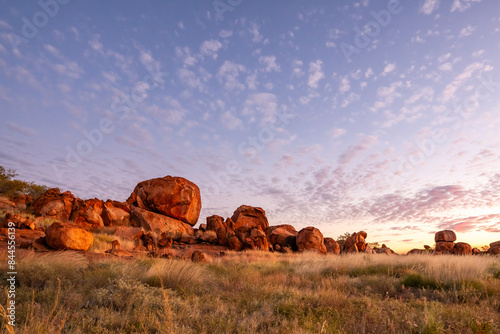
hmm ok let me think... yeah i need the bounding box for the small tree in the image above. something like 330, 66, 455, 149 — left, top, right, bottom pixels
336, 232, 352, 249
0, 165, 48, 197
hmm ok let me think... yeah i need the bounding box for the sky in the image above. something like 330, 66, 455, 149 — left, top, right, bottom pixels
1, 0, 500, 252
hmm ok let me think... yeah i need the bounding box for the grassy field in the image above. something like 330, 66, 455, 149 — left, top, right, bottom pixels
1, 250, 499, 334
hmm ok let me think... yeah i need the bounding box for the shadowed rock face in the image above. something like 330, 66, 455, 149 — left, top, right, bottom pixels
231, 205, 269, 231
45, 222, 94, 251
297, 226, 326, 254
206, 215, 230, 246
453, 242, 472, 255
267, 225, 298, 251
435, 241, 454, 253
324, 237, 340, 254
31, 188, 75, 220
130, 206, 194, 239
343, 232, 367, 253
435, 230, 457, 242
71, 198, 104, 228
102, 200, 130, 226
127, 176, 202, 226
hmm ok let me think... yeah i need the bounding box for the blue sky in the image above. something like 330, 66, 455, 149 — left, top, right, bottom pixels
1, 0, 500, 251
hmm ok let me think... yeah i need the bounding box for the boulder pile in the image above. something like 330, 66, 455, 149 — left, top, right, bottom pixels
433, 230, 472, 255
2, 174, 498, 258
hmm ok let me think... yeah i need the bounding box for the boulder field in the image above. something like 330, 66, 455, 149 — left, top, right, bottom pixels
1, 175, 498, 259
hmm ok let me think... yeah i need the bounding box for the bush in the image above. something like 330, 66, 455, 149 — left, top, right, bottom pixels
0, 165, 48, 197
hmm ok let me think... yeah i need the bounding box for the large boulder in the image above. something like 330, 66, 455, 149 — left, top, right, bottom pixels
435, 230, 457, 242
45, 222, 93, 251
70, 198, 104, 228
453, 242, 472, 255
130, 206, 194, 239
489, 246, 500, 255
324, 237, 340, 254
31, 188, 76, 220
296, 227, 326, 254
231, 205, 269, 231
435, 241, 454, 254
127, 176, 201, 226
267, 225, 298, 251
490, 241, 500, 249
102, 200, 130, 226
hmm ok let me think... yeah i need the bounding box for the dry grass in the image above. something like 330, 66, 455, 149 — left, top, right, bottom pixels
89, 233, 136, 253
0, 250, 499, 333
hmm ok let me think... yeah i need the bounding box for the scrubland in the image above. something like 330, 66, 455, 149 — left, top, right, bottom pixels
1, 250, 499, 334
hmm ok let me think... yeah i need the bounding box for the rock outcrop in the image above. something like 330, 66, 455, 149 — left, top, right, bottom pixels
130, 206, 194, 239
296, 227, 326, 254
435, 230, 457, 243
453, 242, 472, 255
343, 231, 367, 253
266, 225, 298, 251
127, 176, 201, 226
31, 188, 75, 220
489, 241, 500, 255
102, 200, 130, 226
45, 222, 93, 251
206, 215, 229, 246
70, 198, 104, 228
324, 237, 340, 254
435, 241, 454, 254
231, 205, 269, 231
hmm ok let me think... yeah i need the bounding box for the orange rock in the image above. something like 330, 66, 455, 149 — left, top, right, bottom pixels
70, 198, 104, 228
324, 237, 340, 254
31, 188, 76, 220
297, 227, 326, 254
127, 176, 202, 226
453, 242, 472, 255
45, 222, 93, 251
191, 250, 207, 263
0, 197, 17, 211
206, 215, 229, 246
489, 246, 500, 255
434, 230, 457, 242
102, 200, 130, 226
490, 241, 500, 248
228, 235, 243, 251
113, 226, 144, 240
231, 205, 269, 231
267, 225, 298, 251
157, 233, 173, 249
130, 206, 194, 239
344, 234, 359, 253
435, 241, 454, 253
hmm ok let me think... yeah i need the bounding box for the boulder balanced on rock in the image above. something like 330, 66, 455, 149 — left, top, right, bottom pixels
434, 230, 457, 254
127, 176, 202, 226
231, 205, 269, 231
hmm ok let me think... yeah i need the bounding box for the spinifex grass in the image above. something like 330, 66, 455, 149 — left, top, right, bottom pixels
0, 250, 499, 333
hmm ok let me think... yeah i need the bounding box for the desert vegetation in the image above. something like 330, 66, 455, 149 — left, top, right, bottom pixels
1, 250, 499, 334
